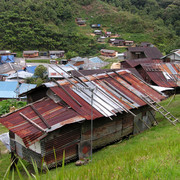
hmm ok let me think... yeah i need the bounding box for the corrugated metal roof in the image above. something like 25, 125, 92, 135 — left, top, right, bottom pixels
0, 70, 165, 147
1, 55, 14, 63
122, 58, 162, 68
26, 66, 37, 74
0, 82, 36, 99
0, 50, 11, 54
128, 47, 163, 59
89, 57, 104, 63
0, 98, 85, 147
17, 83, 37, 94
0, 81, 18, 98
71, 69, 120, 77
48, 65, 77, 78
23, 50, 39, 54
7, 71, 33, 79
49, 51, 65, 54
100, 49, 115, 53
141, 64, 178, 87
0, 63, 22, 74
125, 68, 143, 79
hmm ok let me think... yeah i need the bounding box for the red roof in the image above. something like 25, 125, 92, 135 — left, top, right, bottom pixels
0, 98, 84, 147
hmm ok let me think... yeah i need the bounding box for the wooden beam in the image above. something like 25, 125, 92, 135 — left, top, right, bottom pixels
20, 112, 46, 132
30, 105, 51, 129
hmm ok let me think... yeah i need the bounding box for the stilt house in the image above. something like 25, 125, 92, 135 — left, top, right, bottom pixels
0, 70, 165, 168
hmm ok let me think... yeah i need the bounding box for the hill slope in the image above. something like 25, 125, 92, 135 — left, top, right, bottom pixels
0, 0, 179, 55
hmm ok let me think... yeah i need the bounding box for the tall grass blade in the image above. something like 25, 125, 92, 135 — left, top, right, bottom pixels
18, 158, 32, 179
31, 158, 40, 180
62, 150, 65, 180
11, 169, 14, 180
3, 158, 16, 180
15, 164, 23, 180
53, 147, 58, 177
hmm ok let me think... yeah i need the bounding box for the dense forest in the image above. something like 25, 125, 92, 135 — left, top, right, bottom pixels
0, 0, 179, 56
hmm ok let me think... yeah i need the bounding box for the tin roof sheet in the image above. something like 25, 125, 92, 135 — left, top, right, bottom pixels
0, 98, 85, 147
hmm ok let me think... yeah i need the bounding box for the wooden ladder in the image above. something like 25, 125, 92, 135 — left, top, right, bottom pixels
141, 95, 179, 126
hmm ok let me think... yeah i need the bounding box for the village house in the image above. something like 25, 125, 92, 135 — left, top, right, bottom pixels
161, 49, 180, 62
113, 39, 125, 46
108, 39, 115, 43
39, 51, 48, 56
97, 36, 106, 43
76, 18, 86, 26
124, 40, 134, 46
126, 47, 163, 60
140, 42, 153, 47
0, 70, 165, 168
0, 50, 11, 56
91, 24, 101, 28
23, 50, 39, 58
94, 30, 102, 35
48, 65, 77, 79
100, 49, 117, 57
6, 71, 34, 81
1, 55, 14, 64
0, 81, 36, 101
105, 31, 111, 37
0, 63, 22, 75
121, 58, 180, 90
49, 51, 65, 58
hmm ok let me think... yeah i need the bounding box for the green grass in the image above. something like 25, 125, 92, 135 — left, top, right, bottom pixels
25, 59, 51, 63
0, 95, 180, 179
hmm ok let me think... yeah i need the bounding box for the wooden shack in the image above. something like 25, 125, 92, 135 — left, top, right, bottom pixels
0, 70, 165, 169
23, 50, 39, 58
100, 49, 117, 57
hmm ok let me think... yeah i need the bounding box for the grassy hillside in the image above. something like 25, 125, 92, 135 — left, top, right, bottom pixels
0, 0, 179, 56
0, 95, 180, 179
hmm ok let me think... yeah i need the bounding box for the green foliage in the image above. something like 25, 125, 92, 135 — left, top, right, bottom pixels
0, 0, 179, 54
34, 65, 47, 79
66, 51, 78, 59
36, 78, 44, 87
0, 99, 26, 116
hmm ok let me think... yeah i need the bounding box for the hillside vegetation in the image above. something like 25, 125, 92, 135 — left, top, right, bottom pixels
0, 0, 179, 56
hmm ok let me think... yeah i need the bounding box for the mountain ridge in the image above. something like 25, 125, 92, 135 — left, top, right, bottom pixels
0, 0, 179, 56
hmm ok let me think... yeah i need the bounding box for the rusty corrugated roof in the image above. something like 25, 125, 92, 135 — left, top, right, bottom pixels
122, 58, 162, 68
0, 70, 165, 147
0, 98, 85, 147
141, 64, 178, 87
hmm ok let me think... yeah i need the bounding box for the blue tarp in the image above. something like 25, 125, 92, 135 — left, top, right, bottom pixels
25, 66, 37, 74
1, 55, 14, 64
0, 81, 18, 98
89, 57, 104, 63
0, 81, 36, 98
17, 83, 36, 94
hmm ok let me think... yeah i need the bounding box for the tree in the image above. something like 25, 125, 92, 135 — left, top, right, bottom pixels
66, 51, 78, 59
34, 65, 47, 79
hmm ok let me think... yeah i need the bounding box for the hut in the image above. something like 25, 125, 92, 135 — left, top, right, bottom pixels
0, 70, 166, 168
100, 49, 117, 57
23, 51, 39, 58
